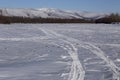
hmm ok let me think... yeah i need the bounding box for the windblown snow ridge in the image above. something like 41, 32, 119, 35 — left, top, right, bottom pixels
0, 8, 106, 19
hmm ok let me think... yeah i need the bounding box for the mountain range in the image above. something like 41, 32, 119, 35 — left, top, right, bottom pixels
0, 8, 107, 20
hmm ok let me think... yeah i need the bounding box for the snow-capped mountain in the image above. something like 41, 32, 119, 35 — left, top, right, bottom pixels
0, 8, 107, 19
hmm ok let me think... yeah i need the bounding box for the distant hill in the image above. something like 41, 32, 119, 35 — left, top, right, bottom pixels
1, 8, 119, 24
0, 8, 106, 20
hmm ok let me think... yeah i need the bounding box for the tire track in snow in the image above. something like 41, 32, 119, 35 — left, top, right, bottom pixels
40, 29, 85, 80
40, 28, 120, 80
80, 43, 120, 80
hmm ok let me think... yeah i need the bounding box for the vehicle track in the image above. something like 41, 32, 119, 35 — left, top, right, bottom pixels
40, 28, 120, 80
40, 29, 85, 80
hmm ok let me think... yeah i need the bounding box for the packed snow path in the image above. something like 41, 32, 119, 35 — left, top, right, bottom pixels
40, 28, 120, 80
0, 24, 120, 80
40, 29, 85, 80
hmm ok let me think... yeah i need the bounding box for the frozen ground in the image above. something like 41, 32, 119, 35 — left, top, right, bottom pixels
0, 24, 120, 80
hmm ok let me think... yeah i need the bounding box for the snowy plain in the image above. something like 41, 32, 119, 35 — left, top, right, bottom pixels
0, 24, 120, 80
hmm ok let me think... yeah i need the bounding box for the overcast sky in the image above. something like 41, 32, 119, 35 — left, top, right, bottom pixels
0, 0, 119, 13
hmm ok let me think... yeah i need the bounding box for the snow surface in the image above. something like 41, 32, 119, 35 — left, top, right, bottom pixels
0, 8, 106, 19
0, 24, 120, 80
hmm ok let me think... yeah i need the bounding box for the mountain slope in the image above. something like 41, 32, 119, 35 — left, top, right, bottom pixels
0, 8, 107, 19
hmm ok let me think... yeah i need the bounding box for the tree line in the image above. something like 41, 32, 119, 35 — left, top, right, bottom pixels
0, 13, 120, 24
0, 15, 94, 24
95, 13, 120, 24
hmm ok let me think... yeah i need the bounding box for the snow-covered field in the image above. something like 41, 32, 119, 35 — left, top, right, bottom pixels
0, 24, 120, 80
